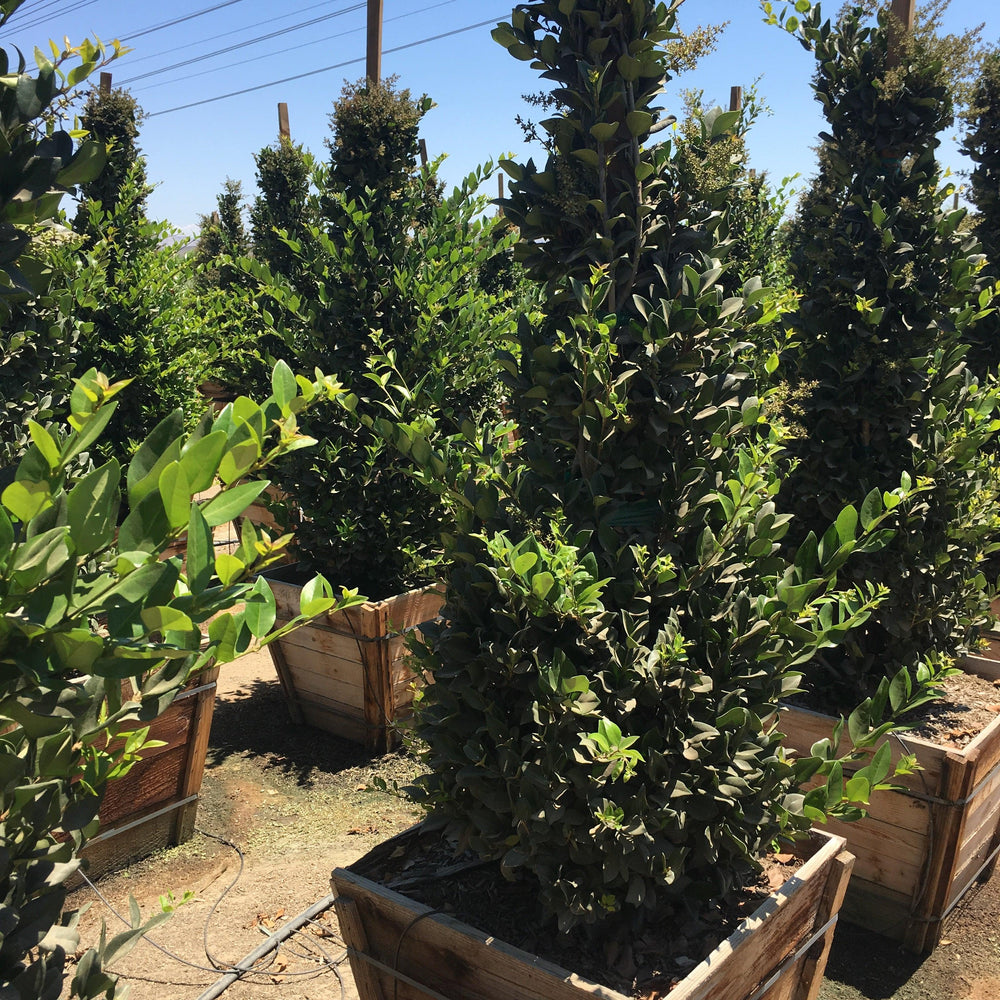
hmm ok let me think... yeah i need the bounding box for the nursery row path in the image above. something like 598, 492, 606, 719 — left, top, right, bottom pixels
64, 650, 1000, 1000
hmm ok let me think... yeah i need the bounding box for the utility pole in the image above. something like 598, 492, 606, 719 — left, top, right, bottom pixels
888, 0, 915, 69
367, 0, 383, 84
278, 102, 290, 140
100, 71, 112, 95
729, 86, 743, 113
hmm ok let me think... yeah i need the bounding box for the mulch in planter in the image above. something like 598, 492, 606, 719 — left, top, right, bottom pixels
352, 825, 808, 999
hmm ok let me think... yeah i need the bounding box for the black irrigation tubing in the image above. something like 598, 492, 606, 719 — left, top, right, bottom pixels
78, 827, 347, 993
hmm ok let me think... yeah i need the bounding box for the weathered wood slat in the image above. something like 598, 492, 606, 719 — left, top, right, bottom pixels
300, 701, 369, 746
779, 657, 1000, 952
279, 651, 366, 707
264, 571, 444, 752
81, 666, 219, 881
332, 830, 850, 1000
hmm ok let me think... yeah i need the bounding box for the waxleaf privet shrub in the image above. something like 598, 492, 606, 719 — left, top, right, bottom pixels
0, 2, 120, 470
0, 363, 364, 999
961, 45, 1000, 382
242, 78, 522, 599
371, 0, 923, 933
772, 1, 1000, 704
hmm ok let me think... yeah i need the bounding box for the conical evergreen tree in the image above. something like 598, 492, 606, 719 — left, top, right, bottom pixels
777, 4, 999, 702
381, 0, 908, 932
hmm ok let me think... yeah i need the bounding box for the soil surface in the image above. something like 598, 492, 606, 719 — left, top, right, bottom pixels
897, 669, 1000, 748
63, 651, 1000, 1000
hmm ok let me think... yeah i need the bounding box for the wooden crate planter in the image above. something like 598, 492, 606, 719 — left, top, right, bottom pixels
80, 665, 220, 881
331, 826, 854, 1000
779, 654, 1000, 952
264, 567, 444, 754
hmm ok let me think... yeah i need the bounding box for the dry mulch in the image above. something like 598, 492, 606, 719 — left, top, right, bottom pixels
354, 824, 810, 1000
897, 669, 1000, 748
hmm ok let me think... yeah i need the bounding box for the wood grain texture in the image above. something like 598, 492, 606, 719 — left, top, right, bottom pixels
265, 574, 444, 752
81, 667, 219, 880
331, 829, 848, 1000
779, 657, 1000, 952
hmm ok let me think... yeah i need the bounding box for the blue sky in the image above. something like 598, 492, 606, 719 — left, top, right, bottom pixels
4, 0, 998, 233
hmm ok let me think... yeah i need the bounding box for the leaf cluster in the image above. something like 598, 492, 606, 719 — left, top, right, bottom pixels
0, 361, 363, 998
233, 79, 527, 598
364, 0, 931, 932
775, 1, 1000, 703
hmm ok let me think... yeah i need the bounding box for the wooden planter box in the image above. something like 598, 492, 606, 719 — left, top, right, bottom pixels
80, 665, 220, 881
331, 826, 854, 1000
779, 654, 1000, 952
264, 567, 444, 754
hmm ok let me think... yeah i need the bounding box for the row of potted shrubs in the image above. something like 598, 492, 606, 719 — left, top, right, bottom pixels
4, 0, 1000, 998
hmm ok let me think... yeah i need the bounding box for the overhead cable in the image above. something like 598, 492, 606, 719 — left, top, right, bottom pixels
130, 0, 461, 95
119, 3, 365, 86
147, 15, 504, 119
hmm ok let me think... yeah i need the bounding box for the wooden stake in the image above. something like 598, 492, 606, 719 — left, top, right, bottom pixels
278, 102, 290, 140
888, 0, 915, 69
729, 85, 743, 113
99, 71, 112, 95
367, 0, 383, 84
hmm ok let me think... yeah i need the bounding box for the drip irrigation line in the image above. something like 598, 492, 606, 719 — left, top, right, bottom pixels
77, 827, 346, 987
195, 892, 346, 1000
147, 15, 505, 119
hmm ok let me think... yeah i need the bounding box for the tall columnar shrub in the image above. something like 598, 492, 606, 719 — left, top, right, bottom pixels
72, 85, 148, 230
245, 80, 520, 598
249, 137, 314, 281
69, 163, 211, 473
195, 177, 250, 291
375, 0, 920, 933
961, 46, 1000, 380
0, 7, 118, 470
775, 2, 999, 702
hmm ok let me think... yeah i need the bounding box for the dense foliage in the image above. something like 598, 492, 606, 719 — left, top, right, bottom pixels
0, 364, 360, 999
373, 0, 921, 933
0, 7, 118, 470
961, 46, 1000, 382
195, 177, 250, 292
1, 7, 366, 993
69, 164, 211, 473
72, 85, 148, 229
242, 79, 524, 598
774, 1, 1000, 703
964, 48, 1000, 266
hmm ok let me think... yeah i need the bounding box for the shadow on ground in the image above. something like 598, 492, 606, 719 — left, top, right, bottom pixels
206, 677, 381, 786
821, 921, 927, 998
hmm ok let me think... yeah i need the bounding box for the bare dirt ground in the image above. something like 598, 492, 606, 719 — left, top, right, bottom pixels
65, 650, 1000, 1000
64, 648, 422, 1000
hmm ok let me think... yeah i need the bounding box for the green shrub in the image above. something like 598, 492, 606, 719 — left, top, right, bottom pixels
372, 0, 923, 932
67, 163, 211, 473
0, 363, 362, 999
774, 2, 1000, 703
241, 79, 524, 598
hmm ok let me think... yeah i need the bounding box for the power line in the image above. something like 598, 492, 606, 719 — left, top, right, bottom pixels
119, 3, 366, 87
122, 0, 346, 67
9, 0, 100, 34
147, 16, 505, 119
131, 0, 461, 96
121, 1, 255, 44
